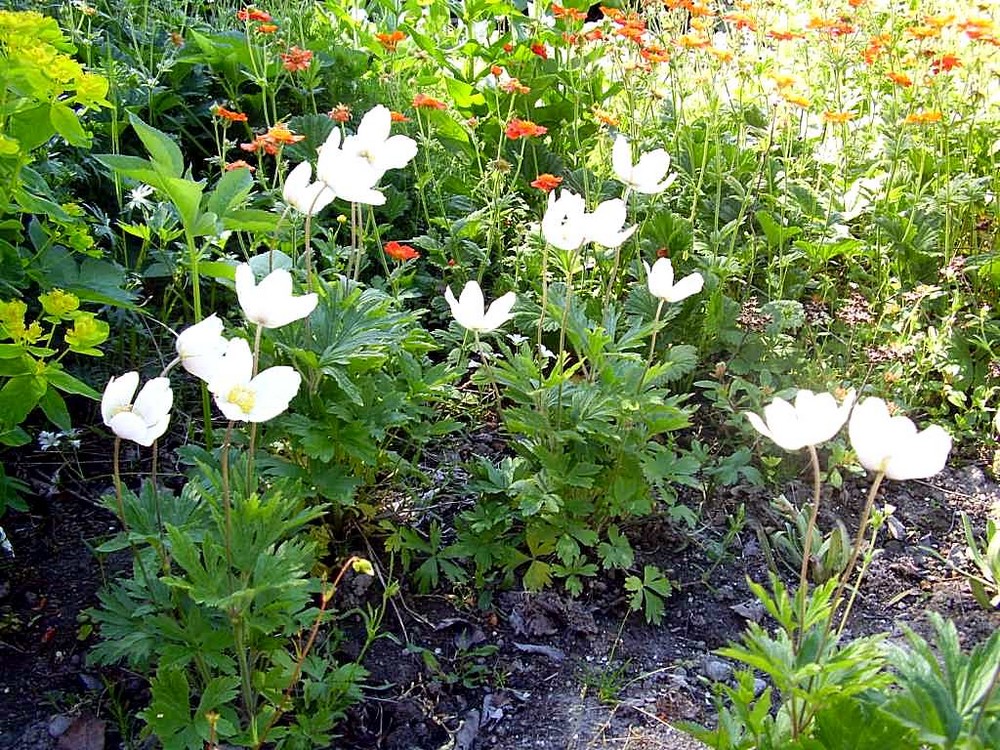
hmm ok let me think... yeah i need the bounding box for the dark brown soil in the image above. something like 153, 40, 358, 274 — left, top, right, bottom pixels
1, 435, 998, 750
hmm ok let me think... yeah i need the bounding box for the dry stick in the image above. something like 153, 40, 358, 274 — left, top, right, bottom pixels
831, 470, 886, 632
790, 443, 824, 739
255, 556, 361, 748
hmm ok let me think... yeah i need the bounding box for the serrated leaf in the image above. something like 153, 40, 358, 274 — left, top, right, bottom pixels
523, 559, 552, 590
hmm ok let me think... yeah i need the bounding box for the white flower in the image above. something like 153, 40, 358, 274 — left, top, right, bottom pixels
175, 314, 228, 383
101, 371, 173, 447
208, 339, 301, 423
585, 198, 636, 248
643, 258, 704, 303
848, 397, 952, 480
316, 105, 417, 206
541, 190, 588, 251
235, 263, 318, 329
746, 389, 856, 452
283, 161, 336, 216
612, 135, 676, 194
444, 281, 516, 333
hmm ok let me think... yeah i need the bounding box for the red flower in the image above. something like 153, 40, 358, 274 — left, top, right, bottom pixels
280, 46, 313, 72
224, 160, 255, 172
530, 173, 563, 192
237, 7, 271, 22
213, 105, 248, 122
257, 23, 278, 33
530, 42, 549, 59
551, 4, 586, 22
503, 42, 514, 53
329, 104, 351, 123
930, 55, 962, 74
887, 71, 913, 87
390, 111, 410, 123
385, 241, 419, 261
376, 30, 406, 51
266, 123, 303, 145
499, 78, 531, 95
413, 93, 448, 110
505, 118, 548, 140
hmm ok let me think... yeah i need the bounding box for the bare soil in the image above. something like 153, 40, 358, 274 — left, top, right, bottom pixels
2, 432, 998, 750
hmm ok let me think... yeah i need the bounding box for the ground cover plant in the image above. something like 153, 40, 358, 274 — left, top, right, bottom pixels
0, 0, 999, 747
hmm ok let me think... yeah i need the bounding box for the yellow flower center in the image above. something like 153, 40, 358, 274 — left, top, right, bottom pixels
227, 385, 256, 415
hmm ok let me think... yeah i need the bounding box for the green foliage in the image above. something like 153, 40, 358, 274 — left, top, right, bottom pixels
89, 469, 373, 749
960, 514, 1000, 610
624, 565, 673, 625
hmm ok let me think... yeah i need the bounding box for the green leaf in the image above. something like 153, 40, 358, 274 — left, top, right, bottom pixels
523, 559, 552, 591
0, 374, 45, 428
38, 387, 71, 431
49, 102, 90, 147
128, 113, 184, 178
598, 525, 634, 570
44, 366, 100, 399
206, 167, 253, 218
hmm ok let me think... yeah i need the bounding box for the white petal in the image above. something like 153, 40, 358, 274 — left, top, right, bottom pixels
235, 264, 261, 324
247, 366, 301, 422
611, 135, 632, 184
665, 272, 704, 303
633, 148, 671, 193
109, 411, 150, 445
357, 105, 392, 148
132, 377, 173, 423
283, 161, 312, 203
885, 425, 951, 480
378, 134, 418, 171
762, 397, 805, 451
646, 258, 675, 300
176, 314, 226, 359
102, 372, 139, 426
482, 291, 517, 332
455, 281, 486, 330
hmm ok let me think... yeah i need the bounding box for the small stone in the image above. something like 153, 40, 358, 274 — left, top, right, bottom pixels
48, 714, 73, 738
701, 657, 732, 683
753, 678, 768, 696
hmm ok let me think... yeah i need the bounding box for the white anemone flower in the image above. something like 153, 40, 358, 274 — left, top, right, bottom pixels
746, 389, 856, 452
209, 339, 302, 423
283, 161, 336, 216
585, 198, 636, 248
235, 263, 318, 329
102, 371, 173, 446
444, 281, 516, 333
541, 190, 588, 251
175, 314, 228, 383
848, 397, 952, 480
316, 105, 417, 206
643, 258, 704, 303
612, 135, 676, 194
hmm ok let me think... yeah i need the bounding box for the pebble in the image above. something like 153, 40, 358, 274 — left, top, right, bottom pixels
47, 714, 72, 738
700, 657, 733, 683
753, 678, 768, 696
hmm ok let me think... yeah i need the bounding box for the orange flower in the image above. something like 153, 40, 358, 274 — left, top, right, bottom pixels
960, 17, 995, 40
887, 71, 913, 87
906, 25, 939, 40
213, 105, 248, 123
723, 12, 756, 32
822, 110, 854, 123
599, 6, 624, 21
257, 23, 278, 33
240, 135, 270, 154
904, 110, 943, 125
707, 46, 734, 63
505, 118, 548, 140
923, 14, 955, 29
266, 123, 304, 145
530, 42, 548, 59
583, 27, 604, 42
848, 0, 866, 6
930, 55, 961, 74
329, 104, 351, 123
530, 173, 563, 192
169, 31, 184, 47
687, 2, 714, 18
768, 73, 798, 89
390, 111, 410, 123
640, 43, 670, 63
280, 46, 313, 72
238, 8, 272, 22
768, 29, 803, 41
224, 160, 255, 172
677, 33, 710, 49
551, 4, 586, 22
808, 16, 856, 36
376, 30, 405, 51
491, 65, 504, 77
412, 93, 448, 110
781, 92, 812, 108
384, 241, 419, 261
500, 78, 531, 95
591, 106, 619, 127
